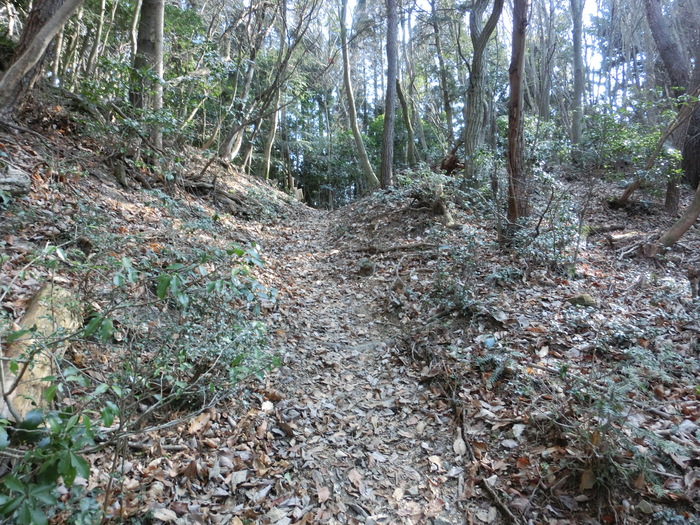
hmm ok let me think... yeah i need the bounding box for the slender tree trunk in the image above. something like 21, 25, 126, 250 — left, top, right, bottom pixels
99, 0, 119, 58
51, 28, 64, 87
507, 0, 529, 227
340, 0, 379, 189
131, 0, 164, 149
570, 0, 585, 161
263, 6, 286, 181
262, 89, 280, 180
219, 51, 257, 159
85, 0, 106, 76
130, 0, 143, 60
397, 78, 419, 167
0, 0, 84, 116
380, 0, 398, 188
649, 185, 700, 255
431, 0, 454, 147
60, 7, 83, 82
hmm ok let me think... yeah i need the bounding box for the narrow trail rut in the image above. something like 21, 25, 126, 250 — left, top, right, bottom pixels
258, 210, 467, 524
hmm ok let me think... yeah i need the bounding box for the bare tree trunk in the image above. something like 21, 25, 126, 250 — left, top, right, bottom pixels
431, 0, 454, 147
397, 78, 419, 167
649, 185, 700, 255
463, 0, 504, 185
340, 0, 379, 189
130, 0, 143, 60
0, 0, 84, 116
131, 0, 164, 149
507, 0, 529, 227
262, 5, 286, 180
570, 0, 585, 160
50, 28, 64, 87
262, 88, 281, 180
380, 0, 398, 189
60, 7, 83, 84
219, 52, 257, 159
85, 0, 106, 76
644, 0, 700, 188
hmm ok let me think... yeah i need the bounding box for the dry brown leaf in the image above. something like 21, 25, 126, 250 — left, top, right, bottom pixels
428, 455, 444, 472
317, 486, 330, 503
151, 507, 178, 522
256, 419, 268, 439
453, 436, 467, 456
516, 456, 530, 469
348, 468, 362, 488
424, 498, 444, 518
473, 441, 487, 459
579, 469, 596, 491
231, 470, 248, 489
180, 460, 199, 479
187, 412, 211, 435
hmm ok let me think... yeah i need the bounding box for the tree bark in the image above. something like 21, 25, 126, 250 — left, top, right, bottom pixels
0, 0, 84, 116
650, 184, 700, 255
50, 28, 64, 87
131, 0, 164, 149
263, 5, 286, 181
431, 0, 454, 147
340, 0, 380, 189
85, 0, 106, 76
507, 0, 529, 227
380, 0, 398, 189
570, 0, 585, 159
462, 0, 504, 185
397, 78, 419, 167
130, 0, 143, 61
644, 0, 700, 188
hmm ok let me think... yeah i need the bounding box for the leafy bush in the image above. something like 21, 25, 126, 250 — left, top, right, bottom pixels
0, 238, 276, 523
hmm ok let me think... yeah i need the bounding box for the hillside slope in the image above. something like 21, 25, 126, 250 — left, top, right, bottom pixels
0, 107, 699, 524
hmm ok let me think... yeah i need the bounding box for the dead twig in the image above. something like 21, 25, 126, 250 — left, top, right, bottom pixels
357, 242, 437, 254
479, 478, 525, 524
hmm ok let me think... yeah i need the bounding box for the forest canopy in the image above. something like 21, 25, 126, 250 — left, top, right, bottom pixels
0, 0, 699, 232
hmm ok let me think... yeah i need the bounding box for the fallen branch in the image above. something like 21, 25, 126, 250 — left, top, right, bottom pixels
357, 242, 437, 254
587, 224, 626, 236
616, 84, 700, 205
479, 478, 525, 524
128, 441, 189, 452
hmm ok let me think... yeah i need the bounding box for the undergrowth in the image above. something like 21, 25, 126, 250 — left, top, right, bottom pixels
0, 184, 277, 523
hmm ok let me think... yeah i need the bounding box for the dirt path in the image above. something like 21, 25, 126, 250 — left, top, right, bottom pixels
258, 210, 469, 525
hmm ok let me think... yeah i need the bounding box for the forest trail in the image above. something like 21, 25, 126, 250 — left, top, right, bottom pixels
258, 208, 467, 524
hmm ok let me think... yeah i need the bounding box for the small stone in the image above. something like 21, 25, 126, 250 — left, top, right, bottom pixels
358, 258, 375, 276
0, 166, 31, 196
637, 499, 654, 515
568, 293, 597, 307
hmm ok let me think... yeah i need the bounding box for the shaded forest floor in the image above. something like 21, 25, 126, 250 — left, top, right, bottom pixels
0, 100, 699, 524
